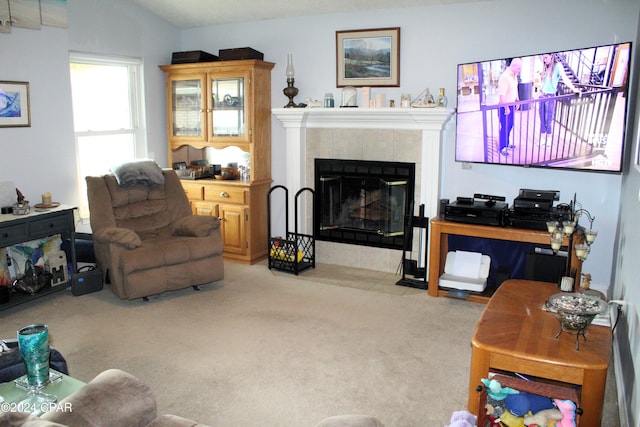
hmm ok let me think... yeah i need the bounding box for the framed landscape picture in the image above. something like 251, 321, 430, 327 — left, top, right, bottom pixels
336, 27, 400, 87
0, 81, 31, 127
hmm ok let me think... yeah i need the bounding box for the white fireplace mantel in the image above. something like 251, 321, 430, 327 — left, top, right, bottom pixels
272, 107, 455, 231
272, 107, 454, 130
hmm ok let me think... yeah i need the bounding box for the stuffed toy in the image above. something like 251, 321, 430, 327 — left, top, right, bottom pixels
500, 410, 526, 427
523, 408, 563, 426
446, 410, 476, 427
484, 405, 502, 426
481, 378, 520, 400
553, 399, 577, 427
485, 395, 505, 427
505, 392, 555, 417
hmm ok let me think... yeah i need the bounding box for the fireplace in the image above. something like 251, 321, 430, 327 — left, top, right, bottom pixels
314, 159, 415, 250
272, 107, 454, 273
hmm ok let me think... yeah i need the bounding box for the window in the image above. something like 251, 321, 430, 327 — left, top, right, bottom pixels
69, 52, 147, 219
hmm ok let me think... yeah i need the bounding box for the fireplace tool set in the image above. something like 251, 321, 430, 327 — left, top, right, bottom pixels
396, 202, 429, 290
267, 185, 316, 275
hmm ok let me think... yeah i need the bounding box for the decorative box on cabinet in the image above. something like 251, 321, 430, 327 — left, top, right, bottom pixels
161, 60, 274, 264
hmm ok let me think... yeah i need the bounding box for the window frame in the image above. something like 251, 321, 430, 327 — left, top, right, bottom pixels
69, 51, 148, 219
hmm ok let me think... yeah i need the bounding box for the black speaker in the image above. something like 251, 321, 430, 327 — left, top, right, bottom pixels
439, 198, 449, 218
71, 267, 103, 296
494, 266, 511, 288
525, 252, 566, 283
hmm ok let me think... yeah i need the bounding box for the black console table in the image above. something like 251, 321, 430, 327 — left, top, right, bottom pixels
0, 205, 77, 311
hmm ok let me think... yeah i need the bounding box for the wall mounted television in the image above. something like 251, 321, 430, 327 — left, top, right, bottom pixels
455, 42, 631, 173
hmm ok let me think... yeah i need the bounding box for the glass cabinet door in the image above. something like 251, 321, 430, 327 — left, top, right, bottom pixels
170, 76, 205, 139
209, 74, 248, 139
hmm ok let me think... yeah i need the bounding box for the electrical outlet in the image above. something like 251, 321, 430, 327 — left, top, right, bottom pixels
610, 299, 629, 317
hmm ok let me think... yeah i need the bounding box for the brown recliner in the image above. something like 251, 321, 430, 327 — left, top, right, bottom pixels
85, 166, 223, 300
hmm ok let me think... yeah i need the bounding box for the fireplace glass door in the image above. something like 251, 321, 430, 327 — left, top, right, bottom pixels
319, 176, 407, 237
315, 159, 415, 250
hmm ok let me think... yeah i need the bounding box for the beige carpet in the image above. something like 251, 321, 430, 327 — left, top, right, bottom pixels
0, 261, 619, 426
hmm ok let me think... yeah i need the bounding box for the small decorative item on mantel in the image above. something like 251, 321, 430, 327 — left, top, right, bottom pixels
340, 86, 357, 107
400, 93, 411, 108
411, 88, 436, 108
303, 98, 322, 108
437, 88, 448, 108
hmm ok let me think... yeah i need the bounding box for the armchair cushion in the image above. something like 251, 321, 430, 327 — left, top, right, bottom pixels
94, 227, 142, 249
173, 215, 220, 238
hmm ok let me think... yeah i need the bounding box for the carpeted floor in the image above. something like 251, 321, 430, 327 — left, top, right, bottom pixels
0, 261, 620, 426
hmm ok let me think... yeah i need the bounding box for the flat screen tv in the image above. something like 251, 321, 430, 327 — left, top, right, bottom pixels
455, 42, 632, 173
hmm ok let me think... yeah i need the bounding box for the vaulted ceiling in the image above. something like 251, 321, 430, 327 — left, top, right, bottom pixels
130, 0, 493, 28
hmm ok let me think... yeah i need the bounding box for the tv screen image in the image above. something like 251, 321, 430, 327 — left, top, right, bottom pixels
455, 42, 631, 173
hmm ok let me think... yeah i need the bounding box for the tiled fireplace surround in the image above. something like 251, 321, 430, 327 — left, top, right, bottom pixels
272, 108, 454, 273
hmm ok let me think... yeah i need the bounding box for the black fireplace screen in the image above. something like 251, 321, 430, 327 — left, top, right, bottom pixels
314, 159, 415, 250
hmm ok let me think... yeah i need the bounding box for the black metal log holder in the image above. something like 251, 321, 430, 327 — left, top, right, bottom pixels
267, 185, 315, 275
396, 202, 429, 290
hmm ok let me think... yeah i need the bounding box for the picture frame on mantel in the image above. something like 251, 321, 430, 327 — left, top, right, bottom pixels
336, 27, 400, 88
0, 81, 31, 127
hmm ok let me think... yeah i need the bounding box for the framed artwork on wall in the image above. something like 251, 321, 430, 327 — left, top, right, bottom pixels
0, 81, 31, 127
336, 27, 400, 88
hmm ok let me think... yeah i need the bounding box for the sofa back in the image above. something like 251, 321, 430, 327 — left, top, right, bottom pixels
86, 169, 192, 240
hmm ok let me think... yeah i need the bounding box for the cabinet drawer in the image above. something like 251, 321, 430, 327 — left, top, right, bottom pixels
204, 187, 247, 205
0, 223, 29, 247
191, 201, 219, 217
181, 183, 204, 200
30, 215, 71, 237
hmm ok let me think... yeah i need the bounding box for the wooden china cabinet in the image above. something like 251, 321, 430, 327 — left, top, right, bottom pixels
160, 59, 274, 264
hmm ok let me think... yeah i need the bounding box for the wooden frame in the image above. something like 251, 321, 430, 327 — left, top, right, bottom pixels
0, 81, 31, 127
336, 27, 400, 88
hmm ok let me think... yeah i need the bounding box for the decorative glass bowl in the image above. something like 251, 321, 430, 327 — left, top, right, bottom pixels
546, 292, 607, 349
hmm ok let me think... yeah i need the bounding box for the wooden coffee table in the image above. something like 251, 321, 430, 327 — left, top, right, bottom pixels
467, 279, 611, 427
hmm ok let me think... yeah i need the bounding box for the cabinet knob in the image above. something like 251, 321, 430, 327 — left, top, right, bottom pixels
220, 191, 229, 198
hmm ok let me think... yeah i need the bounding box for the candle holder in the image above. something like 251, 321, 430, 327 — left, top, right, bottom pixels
546, 194, 597, 292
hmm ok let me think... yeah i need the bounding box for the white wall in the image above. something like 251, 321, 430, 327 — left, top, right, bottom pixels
0, 0, 180, 215
182, 0, 639, 289
612, 7, 640, 425
0, 26, 77, 206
